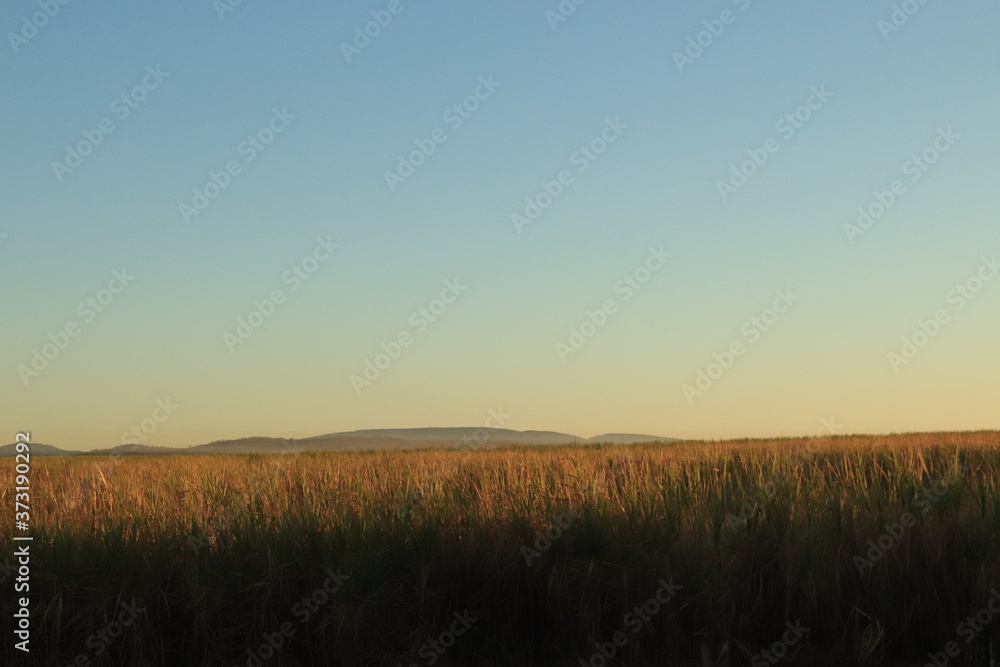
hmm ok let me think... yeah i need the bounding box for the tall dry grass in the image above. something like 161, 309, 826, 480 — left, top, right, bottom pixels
2, 431, 999, 665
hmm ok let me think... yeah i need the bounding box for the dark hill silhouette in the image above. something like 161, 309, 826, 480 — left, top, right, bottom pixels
0, 442, 81, 456
2, 428, 679, 456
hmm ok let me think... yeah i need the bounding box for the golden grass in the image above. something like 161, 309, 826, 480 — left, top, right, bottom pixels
3, 430, 999, 666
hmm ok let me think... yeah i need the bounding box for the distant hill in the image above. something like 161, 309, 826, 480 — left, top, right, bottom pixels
3, 427, 679, 456
586, 433, 680, 444
87, 443, 189, 456
303, 427, 586, 445
0, 442, 82, 456
193, 428, 588, 454
190, 437, 299, 454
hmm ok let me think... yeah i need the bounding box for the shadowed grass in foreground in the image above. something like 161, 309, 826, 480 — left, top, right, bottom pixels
3, 431, 999, 666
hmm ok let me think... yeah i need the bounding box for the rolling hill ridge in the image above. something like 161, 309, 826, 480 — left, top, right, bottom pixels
1, 428, 679, 456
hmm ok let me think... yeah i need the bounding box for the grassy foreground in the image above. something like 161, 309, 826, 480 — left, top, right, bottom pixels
3, 431, 1000, 666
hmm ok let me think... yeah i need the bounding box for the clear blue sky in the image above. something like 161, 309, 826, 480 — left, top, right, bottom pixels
2, 1, 998, 449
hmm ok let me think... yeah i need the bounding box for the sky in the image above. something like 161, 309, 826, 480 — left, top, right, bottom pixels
2, 1, 998, 450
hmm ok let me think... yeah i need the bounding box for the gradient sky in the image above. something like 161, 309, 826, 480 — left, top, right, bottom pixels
2, 1, 998, 450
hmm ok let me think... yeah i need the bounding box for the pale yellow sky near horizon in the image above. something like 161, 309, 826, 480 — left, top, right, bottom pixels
13, 351, 998, 452
7, 305, 998, 452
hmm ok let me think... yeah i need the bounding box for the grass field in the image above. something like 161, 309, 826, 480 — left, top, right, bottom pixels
3, 431, 1000, 666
